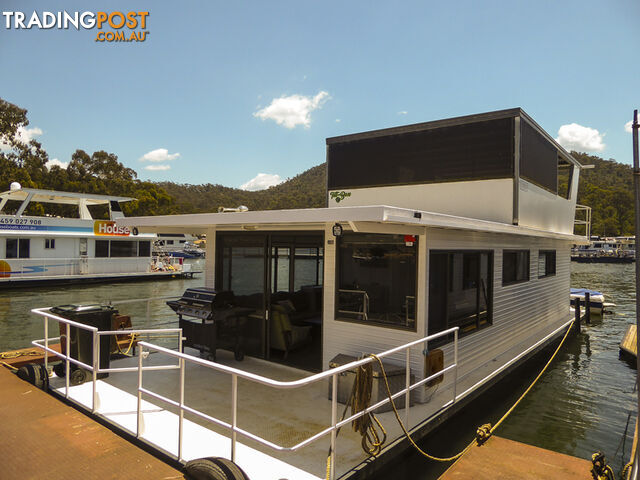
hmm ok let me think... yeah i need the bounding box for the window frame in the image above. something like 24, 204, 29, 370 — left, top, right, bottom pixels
45, 238, 56, 249
502, 249, 530, 286
335, 232, 418, 332
538, 250, 556, 278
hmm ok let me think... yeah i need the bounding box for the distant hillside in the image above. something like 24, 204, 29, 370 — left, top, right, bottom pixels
158, 163, 327, 213
572, 152, 634, 237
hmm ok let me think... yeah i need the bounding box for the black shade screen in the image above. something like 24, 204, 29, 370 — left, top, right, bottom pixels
327, 118, 514, 190
520, 121, 558, 193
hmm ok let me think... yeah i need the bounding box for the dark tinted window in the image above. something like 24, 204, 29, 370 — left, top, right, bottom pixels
328, 118, 514, 189
6, 239, 17, 258
503, 250, 530, 285
520, 121, 558, 193
538, 250, 556, 278
18, 239, 30, 258
110, 240, 137, 257
95, 240, 109, 257
337, 233, 417, 330
138, 241, 151, 257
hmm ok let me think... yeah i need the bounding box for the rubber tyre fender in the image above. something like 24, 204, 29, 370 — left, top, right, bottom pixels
16, 363, 48, 390
184, 457, 250, 480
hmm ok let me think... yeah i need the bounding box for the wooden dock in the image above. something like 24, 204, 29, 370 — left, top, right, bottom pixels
439, 436, 592, 480
0, 344, 62, 369
0, 366, 184, 480
620, 324, 637, 359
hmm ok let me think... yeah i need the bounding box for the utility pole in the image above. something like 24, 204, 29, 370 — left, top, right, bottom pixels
633, 109, 639, 480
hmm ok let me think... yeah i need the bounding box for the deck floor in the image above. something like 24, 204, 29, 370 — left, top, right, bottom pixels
0, 366, 184, 480
439, 435, 592, 479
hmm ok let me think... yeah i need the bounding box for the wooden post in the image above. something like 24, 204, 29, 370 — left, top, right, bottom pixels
574, 298, 581, 333
584, 292, 591, 324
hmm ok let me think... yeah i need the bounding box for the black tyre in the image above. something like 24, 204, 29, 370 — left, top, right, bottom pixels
53, 363, 65, 378
184, 457, 250, 480
16, 363, 48, 390
70, 368, 87, 386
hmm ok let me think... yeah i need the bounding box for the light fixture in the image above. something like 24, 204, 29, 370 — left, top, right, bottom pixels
332, 223, 343, 237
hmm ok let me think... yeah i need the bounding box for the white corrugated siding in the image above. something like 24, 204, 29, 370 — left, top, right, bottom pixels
322, 224, 572, 399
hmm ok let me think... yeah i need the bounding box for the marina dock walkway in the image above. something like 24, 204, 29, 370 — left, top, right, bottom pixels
439, 435, 591, 479
0, 366, 185, 480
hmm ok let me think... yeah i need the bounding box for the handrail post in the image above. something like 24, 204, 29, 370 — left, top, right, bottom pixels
330, 373, 337, 480
44, 316, 48, 373
178, 357, 185, 461
453, 328, 459, 403
231, 374, 238, 462
92, 331, 98, 413
137, 346, 143, 438
405, 347, 411, 427
65, 322, 70, 398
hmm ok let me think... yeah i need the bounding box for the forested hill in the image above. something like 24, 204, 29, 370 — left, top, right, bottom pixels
158, 163, 327, 212
572, 152, 634, 237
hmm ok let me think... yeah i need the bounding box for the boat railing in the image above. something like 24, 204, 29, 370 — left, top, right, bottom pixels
30, 307, 183, 413
0, 256, 182, 277
574, 204, 592, 239
134, 327, 458, 480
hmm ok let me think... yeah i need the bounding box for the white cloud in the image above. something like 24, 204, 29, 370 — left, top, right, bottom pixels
254, 91, 329, 129
1, 125, 43, 150
398, 111, 408, 115
45, 158, 68, 169
239, 173, 283, 191
335, 118, 341, 123
625, 120, 633, 133
140, 148, 180, 162
555, 123, 605, 152
144, 164, 171, 171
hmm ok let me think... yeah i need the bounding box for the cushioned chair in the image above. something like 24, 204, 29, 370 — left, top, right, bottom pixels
270, 305, 312, 359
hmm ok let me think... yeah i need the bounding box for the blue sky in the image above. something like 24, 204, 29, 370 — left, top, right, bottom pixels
1, 0, 638, 190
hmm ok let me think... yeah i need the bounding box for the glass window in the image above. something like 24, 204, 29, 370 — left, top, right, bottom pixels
294, 247, 323, 290
538, 250, 556, 278
429, 251, 493, 343
271, 247, 290, 293
138, 241, 151, 257
503, 250, 529, 285
18, 239, 30, 258
110, 240, 138, 257
6, 239, 17, 258
45, 238, 55, 249
95, 240, 109, 257
337, 233, 417, 330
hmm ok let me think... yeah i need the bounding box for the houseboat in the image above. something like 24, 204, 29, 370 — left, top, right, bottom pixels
31, 108, 589, 479
0, 184, 188, 286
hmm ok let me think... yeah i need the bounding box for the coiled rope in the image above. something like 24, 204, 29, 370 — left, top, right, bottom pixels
327, 319, 576, 478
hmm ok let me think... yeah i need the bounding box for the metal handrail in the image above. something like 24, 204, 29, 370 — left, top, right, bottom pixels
31, 307, 183, 413
575, 204, 592, 239
337, 288, 370, 320
135, 326, 459, 479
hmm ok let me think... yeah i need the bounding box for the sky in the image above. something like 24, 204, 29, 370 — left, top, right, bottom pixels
1, 0, 639, 191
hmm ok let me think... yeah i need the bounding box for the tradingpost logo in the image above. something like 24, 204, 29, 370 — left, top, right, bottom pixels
2, 10, 150, 43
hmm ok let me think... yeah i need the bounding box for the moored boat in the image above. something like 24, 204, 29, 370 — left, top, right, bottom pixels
570, 288, 605, 315
29, 108, 591, 479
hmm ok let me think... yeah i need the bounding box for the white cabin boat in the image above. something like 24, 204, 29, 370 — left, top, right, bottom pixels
0, 185, 187, 286
32, 108, 590, 479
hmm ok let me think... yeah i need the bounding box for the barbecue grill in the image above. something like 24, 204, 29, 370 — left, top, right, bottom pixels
167, 288, 249, 361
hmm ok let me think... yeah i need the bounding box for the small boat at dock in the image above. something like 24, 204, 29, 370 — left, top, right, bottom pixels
570, 288, 606, 315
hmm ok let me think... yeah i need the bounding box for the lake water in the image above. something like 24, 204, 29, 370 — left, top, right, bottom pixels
0, 260, 637, 477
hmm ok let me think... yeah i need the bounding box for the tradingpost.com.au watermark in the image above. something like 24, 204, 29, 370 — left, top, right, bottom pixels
2, 10, 149, 42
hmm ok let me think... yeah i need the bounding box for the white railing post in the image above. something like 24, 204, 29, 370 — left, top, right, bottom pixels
405, 347, 411, 427
137, 346, 143, 438
453, 328, 459, 403
44, 316, 48, 372
231, 374, 238, 462
92, 331, 98, 413
330, 373, 338, 480
178, 357, 185, 461
65, 322, 70, 398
